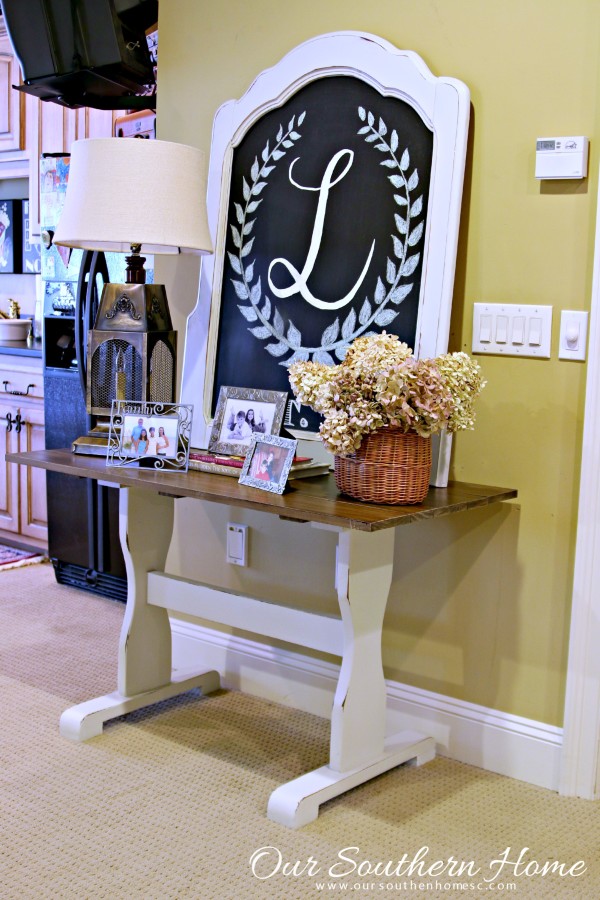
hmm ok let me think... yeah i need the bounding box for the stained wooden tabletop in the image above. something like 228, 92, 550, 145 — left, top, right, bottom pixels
7, 448, 518, 533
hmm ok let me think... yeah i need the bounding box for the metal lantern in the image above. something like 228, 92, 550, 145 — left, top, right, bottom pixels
87, 280, 176, 416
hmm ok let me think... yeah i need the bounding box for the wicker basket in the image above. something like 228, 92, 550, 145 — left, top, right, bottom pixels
334, 428, 432, 505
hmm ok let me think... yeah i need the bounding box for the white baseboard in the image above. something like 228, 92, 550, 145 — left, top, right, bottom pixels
170, 617, 563, 792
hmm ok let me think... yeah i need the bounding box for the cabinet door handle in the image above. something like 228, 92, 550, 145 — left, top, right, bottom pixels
2, 381, 35, 397
15, 412, 22, 434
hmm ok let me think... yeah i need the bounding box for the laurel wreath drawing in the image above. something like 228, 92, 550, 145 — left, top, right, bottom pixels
228, 106, 424, 366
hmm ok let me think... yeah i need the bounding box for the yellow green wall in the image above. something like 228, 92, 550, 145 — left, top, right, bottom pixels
156, 0, 600, 727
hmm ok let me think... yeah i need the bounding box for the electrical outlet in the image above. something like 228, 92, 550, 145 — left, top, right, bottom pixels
226, 522, 248, 566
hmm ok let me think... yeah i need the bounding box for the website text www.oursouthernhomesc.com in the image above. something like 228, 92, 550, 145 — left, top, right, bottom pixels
248, 845, 587, 890
314, 880, 516, 892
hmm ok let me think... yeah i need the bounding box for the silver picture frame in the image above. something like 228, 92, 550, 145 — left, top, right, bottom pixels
208, 385, 287, 458
239, 433, 297, 495
107, 400, 193, 471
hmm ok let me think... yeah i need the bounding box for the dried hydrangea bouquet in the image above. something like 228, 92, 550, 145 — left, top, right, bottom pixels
289, 333, 485, 504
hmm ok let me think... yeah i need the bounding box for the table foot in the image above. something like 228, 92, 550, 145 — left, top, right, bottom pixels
267, 731, 435, 828
59, 669, 221, 741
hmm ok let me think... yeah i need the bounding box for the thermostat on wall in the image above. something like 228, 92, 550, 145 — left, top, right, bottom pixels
535, 136, 589, 180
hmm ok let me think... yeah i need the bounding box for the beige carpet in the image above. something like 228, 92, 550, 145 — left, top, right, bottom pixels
0, 563, 598, 899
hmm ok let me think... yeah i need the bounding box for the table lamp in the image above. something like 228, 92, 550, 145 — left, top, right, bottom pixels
53, 137, 212, 418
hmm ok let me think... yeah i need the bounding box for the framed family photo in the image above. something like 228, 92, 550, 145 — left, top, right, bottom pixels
208, 386, 287, 457
239, 433, 297, 494
107, 401, 193, 470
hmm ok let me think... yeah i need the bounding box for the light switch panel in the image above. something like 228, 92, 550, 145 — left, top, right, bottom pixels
473, 303, 552, 358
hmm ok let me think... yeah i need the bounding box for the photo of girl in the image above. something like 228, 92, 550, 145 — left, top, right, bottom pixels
245, 409, 266, 433
157, 426, 170, 455
239, 434, 297, 495
250, 449, 278, 482
137, 428, 148, 455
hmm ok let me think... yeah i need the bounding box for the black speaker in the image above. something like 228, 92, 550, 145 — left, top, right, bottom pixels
2, 0, 157, 109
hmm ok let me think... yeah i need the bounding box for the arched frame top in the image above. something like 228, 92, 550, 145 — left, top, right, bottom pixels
181, 31, 470, 458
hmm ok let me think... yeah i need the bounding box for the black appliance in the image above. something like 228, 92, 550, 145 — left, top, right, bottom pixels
2, 0, 157, 110
42, 155, 127, 602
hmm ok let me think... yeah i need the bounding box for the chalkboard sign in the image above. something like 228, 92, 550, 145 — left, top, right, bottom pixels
211, 76, 433, 434
182, 31, 470, 477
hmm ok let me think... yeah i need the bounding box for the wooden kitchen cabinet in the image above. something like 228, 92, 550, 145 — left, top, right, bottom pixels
27, 100, 118, 235
0, 361, 47, 547
0, 23, 24, 153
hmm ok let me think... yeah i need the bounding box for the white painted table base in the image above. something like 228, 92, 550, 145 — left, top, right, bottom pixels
60, 486, 434, 828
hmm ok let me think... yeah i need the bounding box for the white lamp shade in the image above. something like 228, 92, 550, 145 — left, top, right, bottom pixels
53, 137, 213, 255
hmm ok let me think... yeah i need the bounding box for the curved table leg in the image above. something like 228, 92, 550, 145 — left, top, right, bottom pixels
267, 528, 434, 828
60, 487, 220, 741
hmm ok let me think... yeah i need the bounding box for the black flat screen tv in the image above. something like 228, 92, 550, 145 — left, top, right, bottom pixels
2, 0, 157, 109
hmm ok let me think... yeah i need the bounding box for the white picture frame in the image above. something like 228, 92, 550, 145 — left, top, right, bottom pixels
180, 31, 470, 486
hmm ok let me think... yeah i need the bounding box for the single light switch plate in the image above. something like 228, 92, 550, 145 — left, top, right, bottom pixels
472, 303, 552, 358
226, 522, 248, 566
559, 310, 588, 361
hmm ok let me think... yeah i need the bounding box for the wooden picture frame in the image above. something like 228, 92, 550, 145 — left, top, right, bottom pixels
181, 31, 470, 486
239, 433, 297, 494
208, 385, 287, 457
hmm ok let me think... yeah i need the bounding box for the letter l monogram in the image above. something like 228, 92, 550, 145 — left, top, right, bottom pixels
268, 149, 375, 311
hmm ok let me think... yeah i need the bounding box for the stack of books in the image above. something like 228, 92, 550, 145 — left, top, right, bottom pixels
286, 457, 332, 480
188, 453, 244, 477
188, 452, 330, 480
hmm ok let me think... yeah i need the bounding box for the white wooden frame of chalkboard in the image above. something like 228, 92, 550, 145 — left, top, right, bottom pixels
181, 31, 470, 485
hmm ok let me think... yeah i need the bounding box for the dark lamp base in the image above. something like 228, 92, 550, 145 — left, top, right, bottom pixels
125, 249, 147, 284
